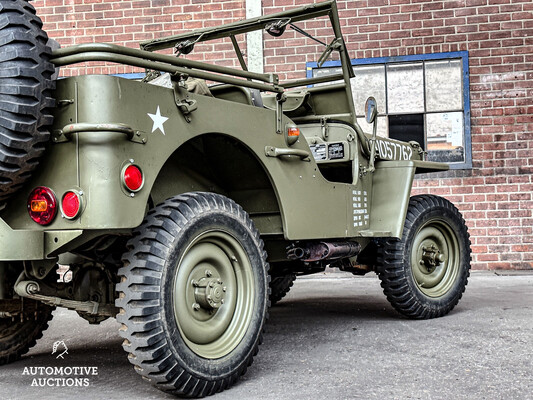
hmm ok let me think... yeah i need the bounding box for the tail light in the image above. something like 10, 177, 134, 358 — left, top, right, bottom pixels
61, 191, 82, 219
27, 187, 57, 225
122, 164, 143, 192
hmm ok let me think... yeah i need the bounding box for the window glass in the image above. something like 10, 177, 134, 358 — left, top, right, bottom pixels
426, 112, 465, 163
425, 60, 462, 112
357, 116, 389, 138
351, 65, 386, 116
387, 63, 424, 113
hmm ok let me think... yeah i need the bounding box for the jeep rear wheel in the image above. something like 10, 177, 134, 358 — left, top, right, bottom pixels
0, 300, 54, 365
376, 195, 471, 319
0, 0, 55, 201
117, 192, 269, 398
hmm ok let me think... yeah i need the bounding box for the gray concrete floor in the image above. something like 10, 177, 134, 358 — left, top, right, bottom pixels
0, 271, 531, 400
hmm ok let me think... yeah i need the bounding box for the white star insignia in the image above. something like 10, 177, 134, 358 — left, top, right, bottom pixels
148, 106, 169, 135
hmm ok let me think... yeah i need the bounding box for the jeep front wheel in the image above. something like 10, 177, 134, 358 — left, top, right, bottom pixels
117, 192, 269, 398
269, 273, 296, 306
377, 195, 471, 319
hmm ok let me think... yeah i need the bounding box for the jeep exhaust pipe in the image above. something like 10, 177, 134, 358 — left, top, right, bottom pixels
287, 241, 360, 262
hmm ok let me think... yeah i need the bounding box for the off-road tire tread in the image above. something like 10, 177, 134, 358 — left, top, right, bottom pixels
269, 273, 296, 306
376, 195, 471, 319
0, 303, 54, 365
116, 192, 270, 398
0, 0, 55, 201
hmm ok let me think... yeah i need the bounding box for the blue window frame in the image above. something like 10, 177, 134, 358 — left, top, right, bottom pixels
306, 51, 472, 169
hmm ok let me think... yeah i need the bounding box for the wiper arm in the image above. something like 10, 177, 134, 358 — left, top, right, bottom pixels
289, 23, 327, 46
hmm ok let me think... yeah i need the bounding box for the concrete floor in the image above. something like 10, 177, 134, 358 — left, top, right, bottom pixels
0, 271, 531, 400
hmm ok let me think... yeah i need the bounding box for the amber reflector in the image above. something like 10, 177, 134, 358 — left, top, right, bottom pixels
288, 127, 300, 137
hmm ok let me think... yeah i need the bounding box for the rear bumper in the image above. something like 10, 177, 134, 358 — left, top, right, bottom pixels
0, 218, 82, 261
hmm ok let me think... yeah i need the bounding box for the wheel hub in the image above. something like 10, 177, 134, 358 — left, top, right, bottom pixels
192, 271, 226, 311
419, 244, 446, 271
410, 219, 461, 297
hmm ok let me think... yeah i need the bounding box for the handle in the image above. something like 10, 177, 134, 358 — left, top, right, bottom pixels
265, 146, 310, 161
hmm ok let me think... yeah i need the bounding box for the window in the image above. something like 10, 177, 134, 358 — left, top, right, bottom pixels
307, 52, 472, 169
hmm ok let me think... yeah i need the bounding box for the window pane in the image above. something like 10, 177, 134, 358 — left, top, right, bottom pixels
351, 65, 386, 116
425, 59, 463, 112
387, 63, 424, 113
357, 116, 388, 138
426, 112, 465, 163
312, 66, 343, 86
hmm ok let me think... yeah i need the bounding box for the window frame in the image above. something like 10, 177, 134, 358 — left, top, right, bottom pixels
306, 51, 472, 170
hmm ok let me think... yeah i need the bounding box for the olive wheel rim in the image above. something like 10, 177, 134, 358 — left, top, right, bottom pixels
172, 230, 255, 359
410, 218, 460, 298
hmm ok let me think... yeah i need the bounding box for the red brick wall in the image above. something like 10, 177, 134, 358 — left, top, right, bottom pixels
34, 0, 533, 270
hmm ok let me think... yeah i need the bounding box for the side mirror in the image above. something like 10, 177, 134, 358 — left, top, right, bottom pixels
265, 19, 290, 37
365, 97, 378, 124
175, 40, 195, 55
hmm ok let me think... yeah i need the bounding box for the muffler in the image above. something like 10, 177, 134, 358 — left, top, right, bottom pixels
287, 241, 360, 262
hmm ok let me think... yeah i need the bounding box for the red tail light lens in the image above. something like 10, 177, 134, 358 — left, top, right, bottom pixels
123, 164, 143, 192
61, 191, 81, 219
27, 187, 57, 225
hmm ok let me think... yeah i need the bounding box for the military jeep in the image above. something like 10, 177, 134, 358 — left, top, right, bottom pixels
0, 0, 471, 397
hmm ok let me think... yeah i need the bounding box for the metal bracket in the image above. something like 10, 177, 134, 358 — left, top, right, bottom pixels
57, 99, 74, 107
409, 140, 427, 160
175, 98, 198, 123
27, 260, 57, 280
276, 93, 287, 134
173, 81, 198, 123
317, 38, 343, 67
321, 117, 329, 140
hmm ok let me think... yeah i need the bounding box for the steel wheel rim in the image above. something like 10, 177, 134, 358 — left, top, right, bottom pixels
411, 218, 460, 298
173, 230, 255, 359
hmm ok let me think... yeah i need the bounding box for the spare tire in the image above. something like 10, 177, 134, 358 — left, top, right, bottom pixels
0, 0, 55, 202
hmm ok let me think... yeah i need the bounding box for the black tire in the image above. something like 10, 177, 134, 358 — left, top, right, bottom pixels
376, 195, 471, 319
116, 192, 269, 398
0, 0, 55, 201
269, 273, 295, 306
0, 300, 54, 365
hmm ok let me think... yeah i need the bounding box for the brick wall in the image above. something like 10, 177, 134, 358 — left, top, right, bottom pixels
34, 0, 533, 270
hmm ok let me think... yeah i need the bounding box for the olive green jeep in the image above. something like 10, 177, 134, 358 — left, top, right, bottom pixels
0, 0, 471, 397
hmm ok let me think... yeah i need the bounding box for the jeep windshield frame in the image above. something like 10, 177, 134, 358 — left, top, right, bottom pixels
139, 0, 355, 90
50, 0, 369, 152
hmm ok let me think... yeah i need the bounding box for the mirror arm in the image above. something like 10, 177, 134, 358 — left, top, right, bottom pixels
367, 119, 378, 173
